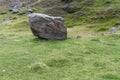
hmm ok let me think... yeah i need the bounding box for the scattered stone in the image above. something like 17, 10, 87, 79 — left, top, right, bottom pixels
28, 9, 34, 13
109, 27, 117, 34
12, 4, 19, 14
63, 4, 77, 13
28, 13, 67, 40
12, 8, 19, 13
105, 27, 117, 34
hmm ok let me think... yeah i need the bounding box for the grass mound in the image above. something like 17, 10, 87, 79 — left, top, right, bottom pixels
29, 62, 49, 73
46, 56, 70, 67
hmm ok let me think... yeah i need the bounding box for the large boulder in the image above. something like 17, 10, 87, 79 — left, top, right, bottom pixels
28, 13, 67, 40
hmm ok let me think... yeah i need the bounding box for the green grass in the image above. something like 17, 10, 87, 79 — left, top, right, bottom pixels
0, 16, 120, 80
0, 0, 120, 79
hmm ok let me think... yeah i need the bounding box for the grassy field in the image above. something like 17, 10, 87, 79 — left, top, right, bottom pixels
0, 16, 120, 80
0, 0, 120, 80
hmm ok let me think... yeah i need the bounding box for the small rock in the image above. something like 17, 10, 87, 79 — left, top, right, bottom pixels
28, 9, 34, 13
12, 4, 19, 14
105, 27, 117, 34
12, 8, 19, 13
109, 27, 117, 34
63, 4, 77, 13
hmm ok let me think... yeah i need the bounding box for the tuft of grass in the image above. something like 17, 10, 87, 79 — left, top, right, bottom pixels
29, 62, 49, 73
46, 56, 70, 67
102, 73, 120, 80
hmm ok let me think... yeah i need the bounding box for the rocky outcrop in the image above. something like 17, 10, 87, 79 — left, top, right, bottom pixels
28, 13, 67, 40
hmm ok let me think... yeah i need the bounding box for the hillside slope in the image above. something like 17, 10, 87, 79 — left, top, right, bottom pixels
0, 0, 120, 30
39, 0, 120, 28
0, 1, 120, 80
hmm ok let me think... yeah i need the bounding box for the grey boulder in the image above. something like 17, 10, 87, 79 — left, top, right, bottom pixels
28, 13, 67, 40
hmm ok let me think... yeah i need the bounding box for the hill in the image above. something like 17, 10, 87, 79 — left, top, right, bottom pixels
0, 0, 120, 80
39, 0, 120, 29
0, 0, 120, 29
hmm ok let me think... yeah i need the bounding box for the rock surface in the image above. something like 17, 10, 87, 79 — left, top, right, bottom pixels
28, 13, 67, 40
